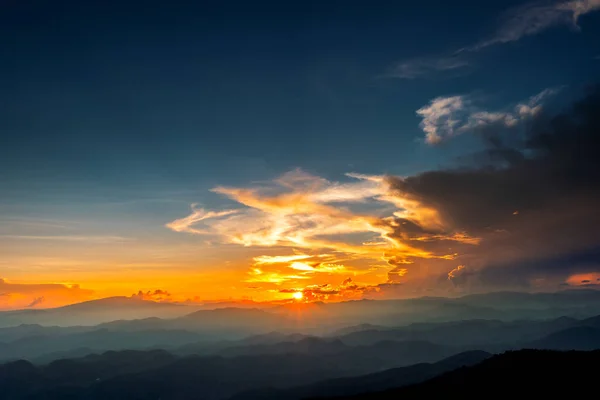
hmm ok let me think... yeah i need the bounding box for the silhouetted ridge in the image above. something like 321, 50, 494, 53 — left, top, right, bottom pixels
330, 350, 600, 398
231, 350, 491, 400
529, 326, 600, 350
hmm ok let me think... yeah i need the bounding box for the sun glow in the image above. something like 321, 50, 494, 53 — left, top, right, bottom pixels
292, 291, 304, 300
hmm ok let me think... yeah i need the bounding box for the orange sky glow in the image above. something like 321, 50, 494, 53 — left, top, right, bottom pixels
0, 169, 529, 310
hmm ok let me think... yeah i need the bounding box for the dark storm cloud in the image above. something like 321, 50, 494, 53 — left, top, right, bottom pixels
387, 85, 600, 289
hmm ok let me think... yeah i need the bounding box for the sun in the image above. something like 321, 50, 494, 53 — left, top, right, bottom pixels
292, 292, 303, 300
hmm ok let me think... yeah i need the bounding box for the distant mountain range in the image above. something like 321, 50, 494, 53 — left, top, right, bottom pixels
2, 309, 600, 399
5, 289, 600, 329
3, 302, 600, 363
0, 297, 191, 328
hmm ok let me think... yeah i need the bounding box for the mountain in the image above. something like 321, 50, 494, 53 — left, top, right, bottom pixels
271, 298, 508, 328
575, 313, 600, 329
457, 289, 600, 311
0, 297, 191, 328
336, 316, 577, 347
0, 352, 390, 400
0, 309, 593, 364
527, 326, 600, 350
0, 328, 205, 362
182, 307, 292, 330
0, 350, 178, 399
329, 324, 390, 337
230, 350, 491, 400
217, 337, 347, 357
334, 350, 600, 398
98, 307, 295, 339
192, 299, 279, 310
236, 331, 311, 345
0, 324, 90, 342
181, 337, 457, 369
269, 290, 600, 328
0, 339, 463, 400
4, 289, 600, 330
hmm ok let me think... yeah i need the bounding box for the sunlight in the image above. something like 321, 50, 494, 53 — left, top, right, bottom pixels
292, 291, 304, 300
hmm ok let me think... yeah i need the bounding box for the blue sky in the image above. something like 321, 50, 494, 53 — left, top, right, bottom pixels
1, 0, 600, 306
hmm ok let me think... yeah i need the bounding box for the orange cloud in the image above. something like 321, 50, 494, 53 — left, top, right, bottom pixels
566, 273, 600, 286
448, 265, 466, 280
167, 169, 481, 297
253, 254, 313, 264
279, 277, 380, 302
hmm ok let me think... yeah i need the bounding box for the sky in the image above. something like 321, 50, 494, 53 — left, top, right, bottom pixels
1, 0, 600, 309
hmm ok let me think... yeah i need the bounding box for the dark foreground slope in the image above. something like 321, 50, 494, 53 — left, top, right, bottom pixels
231, 350, 491, 400
332, 349, 600, 399
0, 342, 458, 400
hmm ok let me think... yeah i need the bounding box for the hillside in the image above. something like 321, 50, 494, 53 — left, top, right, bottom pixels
231, 350, 491, 400
334, 350, 600, 399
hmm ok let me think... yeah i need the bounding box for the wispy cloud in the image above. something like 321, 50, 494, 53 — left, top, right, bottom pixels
388, 0, 600, 79
0, 235, 133, 243
0, 218, 74, 230
465, 0, 600, 51
416, 87, 560, 144
26, 296, 45, 308
386, 55, 469, 79
166, 208, 239, 235
167, 169, 480, 291
253, 254, 313, 264
447, 265, 466, 280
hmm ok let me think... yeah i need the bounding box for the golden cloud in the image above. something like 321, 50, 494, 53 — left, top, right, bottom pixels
253, 254, 313, 264
167, 169, 481, 293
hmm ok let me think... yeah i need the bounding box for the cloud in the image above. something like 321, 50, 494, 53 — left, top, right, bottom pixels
168, 169, 482, 296
279, 278, 380, 301
386, 56, 469, 79
448, 265, 466, 280
447, 265, 473, 288
388, 267, 408, 283
0, 235, 132, 243
466, 0, 600, 51
253, 254, 313, 264
26, 296, 45, 308
417, 87, 560, 144
166, 208, 239, 235
387, 1, 600, 79
170, 86, 600, 296
167, 169, 480, 283
416, 96, 467, 144
392, 85, 600, 289
131, 289, 172, 302
247, 253, 350, 285
0, 279, 94, 310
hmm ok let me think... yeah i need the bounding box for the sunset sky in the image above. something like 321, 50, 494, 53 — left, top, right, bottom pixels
2, 0, 600, 309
